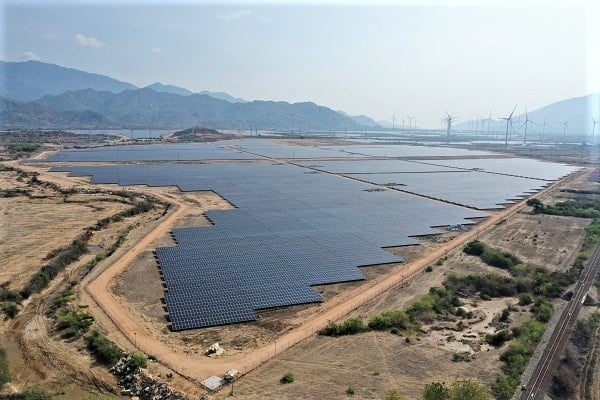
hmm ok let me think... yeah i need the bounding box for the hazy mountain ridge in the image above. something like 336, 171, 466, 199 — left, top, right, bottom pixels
0, 60, 137, 102
336, 110, 380, 128
456, 93, 600, 135
2, 88, 364, 130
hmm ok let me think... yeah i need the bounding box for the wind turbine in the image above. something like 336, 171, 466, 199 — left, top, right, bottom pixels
590, 114, 598, 137
500, 105, 517, 148
560, 119, 570, 144
523, 108, 533, 144
444, 111, 459, 143
540, 116, 549, 142
391, 114, 396, 129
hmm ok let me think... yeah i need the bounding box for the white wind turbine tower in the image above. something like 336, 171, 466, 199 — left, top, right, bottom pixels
391, 114, 396, 129
523, 108, 533, 144
444, 111, 458, 143
540, 116, 549, 142
401, 117, 405, 131
500, 105, 517, 148
560, 119, 570, 144
590, 114, 599, 137
483, 109, 494, 139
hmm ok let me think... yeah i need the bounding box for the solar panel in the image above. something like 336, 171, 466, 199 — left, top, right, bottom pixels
48, 144, 574, 330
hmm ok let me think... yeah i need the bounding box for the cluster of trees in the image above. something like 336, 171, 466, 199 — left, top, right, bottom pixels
527, 198, 600, 219
423, 380, 493, 400
319, 286, 466, 337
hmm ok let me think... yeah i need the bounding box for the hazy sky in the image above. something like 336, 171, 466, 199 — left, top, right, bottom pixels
2, 0, 599, 127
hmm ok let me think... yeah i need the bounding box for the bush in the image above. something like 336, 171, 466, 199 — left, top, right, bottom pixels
463, 240, 485, 256
0, 348, 11, 388
451, 352, 471, 362
319, 317, 368, 336
55, 310, 94, 338
85, 330, 124, 366
423, 381, 450, 400
3, 385, 54, 400
125, 353, 147, 370
2, 302, 19, 319
346, 385, 356, 396
531, 298, 554, 323
518, 293, 533, 306
485, 330, 511, 347
280, 371, 295, 384
368, 310, 412, 331
449, 379, 493, 400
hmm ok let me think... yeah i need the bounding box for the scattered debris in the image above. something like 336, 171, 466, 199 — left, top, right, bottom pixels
110, 356, 186, 400
205, 342, 224, 356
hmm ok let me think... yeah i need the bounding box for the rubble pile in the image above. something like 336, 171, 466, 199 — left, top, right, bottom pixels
110, 356, 186, 400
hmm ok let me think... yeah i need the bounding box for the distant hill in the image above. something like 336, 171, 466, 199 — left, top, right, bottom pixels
457, 93, 600, 136
146, 82, 193, 96
0, 60, 136, 102
168, 126, 235, 142
197, 90, 247, 103
0, 97, 113, 129
336, 110, 380, 128
2, 88, 364, 131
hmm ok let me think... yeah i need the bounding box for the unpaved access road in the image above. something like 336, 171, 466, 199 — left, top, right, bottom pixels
84, 168, 590, 387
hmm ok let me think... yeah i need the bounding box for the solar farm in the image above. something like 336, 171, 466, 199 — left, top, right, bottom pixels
46, 139, 579, 331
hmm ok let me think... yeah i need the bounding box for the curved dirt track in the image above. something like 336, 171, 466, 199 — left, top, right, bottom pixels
84, 168, 589, 386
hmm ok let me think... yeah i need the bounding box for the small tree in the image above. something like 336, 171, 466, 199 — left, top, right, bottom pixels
450, 379, 493, 400
423, 381, 450, 400
526, 198, 544, 213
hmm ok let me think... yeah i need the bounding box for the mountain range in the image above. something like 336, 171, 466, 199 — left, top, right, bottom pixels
0, 60, 375, 130
456, 93, 600, 136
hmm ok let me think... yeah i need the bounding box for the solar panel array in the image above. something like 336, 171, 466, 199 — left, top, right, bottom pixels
412, 158, 580, 181
349, 171, 550, 209
322, 144, 496, 158
46, 139, 578, 329
43, 142, 262, 162
52, 163, 484, 330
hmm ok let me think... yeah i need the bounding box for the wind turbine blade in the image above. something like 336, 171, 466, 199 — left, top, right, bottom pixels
509, 105, 518, 119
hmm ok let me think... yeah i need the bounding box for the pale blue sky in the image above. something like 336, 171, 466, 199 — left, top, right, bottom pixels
2, 0, 599, 127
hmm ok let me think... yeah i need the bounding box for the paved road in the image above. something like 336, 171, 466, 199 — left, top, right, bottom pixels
520, 240, 600, 399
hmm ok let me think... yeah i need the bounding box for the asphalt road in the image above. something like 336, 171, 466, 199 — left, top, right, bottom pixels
520, 242, 600, 400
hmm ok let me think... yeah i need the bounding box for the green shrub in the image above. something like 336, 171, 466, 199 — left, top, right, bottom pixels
2, 302, 19, 319
55, 310, 94, 338
531, 298, 554, 323
280, 371, 295, 384
0, 348, 11, 388
368, 310, 412, 331
451, 352, 471, 362
85, 330, 124, 366
346, 385, 356, 396
318, 317, 368, 336
448, 379, 493, 400
423, 381, 450, 400
518, 293, 533, 306
382, 388, 404, 400
125, 353, 147, 370
463, 240, 485, 256
485, 330, 511, 347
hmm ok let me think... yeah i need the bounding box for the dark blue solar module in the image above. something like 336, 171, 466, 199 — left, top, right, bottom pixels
411, 158, 580, 181
52, 162, 484, 330
43, 142, 261, 162
295, 159, 461, 174
350, 171, 551, 209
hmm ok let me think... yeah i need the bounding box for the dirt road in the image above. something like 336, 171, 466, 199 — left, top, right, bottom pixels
83, 168, 590, 387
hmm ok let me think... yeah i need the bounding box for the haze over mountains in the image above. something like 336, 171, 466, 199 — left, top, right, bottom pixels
1, 60, 598, 135
0, 61, 375, 130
